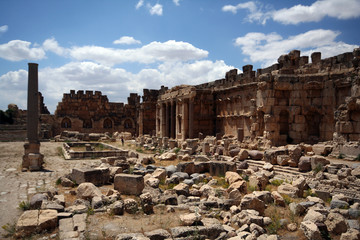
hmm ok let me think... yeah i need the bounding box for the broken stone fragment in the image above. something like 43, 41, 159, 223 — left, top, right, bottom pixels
76, 182, 102, 200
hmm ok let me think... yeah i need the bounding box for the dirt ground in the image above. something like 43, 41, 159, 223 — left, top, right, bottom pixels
0, 141, 358, 238
0, 141, 107, 237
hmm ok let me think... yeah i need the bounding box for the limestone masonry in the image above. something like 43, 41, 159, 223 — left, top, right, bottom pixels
1, 48, 360, 148
154, 49, 360, 147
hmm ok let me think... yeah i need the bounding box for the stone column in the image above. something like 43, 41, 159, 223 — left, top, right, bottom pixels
182, 100, 189, 140
161, 103, 166, 137
188, 99, 194, 139
165, 102, 169, 137
156, 105, 159, 137
22, 63, 44, 171
237, 128, 244, 142
170, 101, 175, 139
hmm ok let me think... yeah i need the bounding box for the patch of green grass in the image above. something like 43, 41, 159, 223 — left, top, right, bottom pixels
266, 207, 282, 234
55, 177, 62, 185
303, 188, 316, 198
354, 154, 360, 161
174, 147, 181, 154
1, 222, 16, 238
270, 179, 284, 186
242, 174, 249, 182
216, 177, 229, 189
281, 194, 293, 205
87, 207, 94, 216
247, 183, 258, 193
136, 148, 144, 153
57, 146, 65, 158
18, 201, 30, 211
313, 163, 323, 174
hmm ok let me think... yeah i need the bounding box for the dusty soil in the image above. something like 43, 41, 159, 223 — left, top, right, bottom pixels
0, 141, 114, 237
0, 140, 357, 238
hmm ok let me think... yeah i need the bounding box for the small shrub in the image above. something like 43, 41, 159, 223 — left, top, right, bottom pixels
266, 208, 281, 234
303, 188, 316, 198
18, 201, 30, 211
87, 207, 94, 216
265, 185, 272, 192
247, 183, 258, 193
1, 222, 16, 238
216, 177, 229, 189
174, 147, 181, 154
136, 148, 144, 153
57, 147, 64, 158
282, 194, 293, 205
55, 178, 62, 185
270, 179, 284, 186
354, 154, 360, 161
242, 174, 249, 182
338, 153, 345, 159
313, 163, 323, 174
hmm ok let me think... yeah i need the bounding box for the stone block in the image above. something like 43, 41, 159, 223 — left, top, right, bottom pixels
310, 156, 330, 170
340, 121, 354, 133
71, 168, 110, 186
277, 155, 290, 166
209, 161, 236, 176
114, 174, 144, 195
294, 115, 306, 124
248, 150, 264, 160
264, 148, 287, 164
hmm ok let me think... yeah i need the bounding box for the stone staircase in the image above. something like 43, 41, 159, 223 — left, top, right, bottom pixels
245, 159, 311, 180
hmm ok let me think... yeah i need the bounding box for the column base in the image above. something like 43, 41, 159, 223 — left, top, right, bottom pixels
22, 142, 44, 171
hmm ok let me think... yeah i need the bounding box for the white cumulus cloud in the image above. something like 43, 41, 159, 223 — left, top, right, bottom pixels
273, 0, 360, 25
0, 25, 8, 33
70, 40, 208, 66
0, 59, 234, 112
173, 0, 181, 6
234, 29, 358, 67
135, 0, 144, 9
223, 0, 360, 25
149, 3, 163, 16
222, 1, 272, 24
113, 36, 141, 45
0, 40, 46, 61
42, 37, 68, 56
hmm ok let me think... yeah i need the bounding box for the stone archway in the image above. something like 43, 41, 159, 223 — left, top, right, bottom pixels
103, 118, 113, 129
61, 117, 71, 128
124, 118, 134, 129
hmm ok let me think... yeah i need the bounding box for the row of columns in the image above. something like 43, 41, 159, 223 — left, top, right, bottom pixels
156, 99, 194, 140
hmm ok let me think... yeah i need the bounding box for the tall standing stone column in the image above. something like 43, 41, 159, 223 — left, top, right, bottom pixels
165, 102, 169, 137
22, 63, 44, 171
188, 99, 194, 139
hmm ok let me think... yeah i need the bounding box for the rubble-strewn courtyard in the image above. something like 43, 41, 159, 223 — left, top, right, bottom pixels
1, 134, 360, 240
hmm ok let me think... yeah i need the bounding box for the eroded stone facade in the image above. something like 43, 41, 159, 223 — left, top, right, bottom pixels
53, 90, 140, 136
155, 49, 360, 146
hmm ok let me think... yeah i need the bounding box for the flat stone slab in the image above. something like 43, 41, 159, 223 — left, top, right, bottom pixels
71, 168, 110, 186
114, 174, 144, 196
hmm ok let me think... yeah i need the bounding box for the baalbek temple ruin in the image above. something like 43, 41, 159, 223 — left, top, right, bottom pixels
1, 48, 360, 147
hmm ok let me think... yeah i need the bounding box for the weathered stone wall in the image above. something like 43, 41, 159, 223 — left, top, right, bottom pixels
53, 90, 140, 136
156, 48, 360, 146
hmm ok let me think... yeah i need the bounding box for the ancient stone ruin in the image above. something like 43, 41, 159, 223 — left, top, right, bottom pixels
154, 49, 360, 148
22, 63, 44, 171
1, 49, 360, 240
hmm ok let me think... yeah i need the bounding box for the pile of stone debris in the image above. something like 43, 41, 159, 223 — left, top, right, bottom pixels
14, 136, 360, 240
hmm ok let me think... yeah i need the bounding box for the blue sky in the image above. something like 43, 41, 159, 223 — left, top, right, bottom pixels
0, 0, 359, 113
